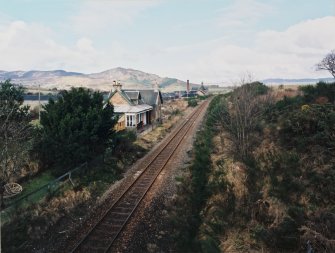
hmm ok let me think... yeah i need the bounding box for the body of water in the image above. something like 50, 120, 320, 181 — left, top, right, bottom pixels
23, 95, 58, 101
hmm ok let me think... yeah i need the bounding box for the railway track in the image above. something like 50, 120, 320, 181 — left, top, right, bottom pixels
70, 100, 209, 253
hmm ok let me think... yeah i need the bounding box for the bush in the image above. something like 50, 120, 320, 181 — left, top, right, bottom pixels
235, 81, 269, 95
271, 217, 300, 250
188, 98, 198, 107
105, 130, 146, 166
300, 81, 335, 104
279, 104, 335, 151
36, 88, 117, 174
252, 224, 271, 243
171, 98, 216, 252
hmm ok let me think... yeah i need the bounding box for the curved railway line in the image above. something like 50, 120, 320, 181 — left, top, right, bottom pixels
70, 100, 209, 253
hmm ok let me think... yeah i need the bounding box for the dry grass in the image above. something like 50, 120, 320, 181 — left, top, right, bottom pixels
27, 188, 91, 240
271, 85, 302, 101
225, 161, 248, 200
136, 99, 188, 150
300, 226, 335, 252
220, 230, 261, 253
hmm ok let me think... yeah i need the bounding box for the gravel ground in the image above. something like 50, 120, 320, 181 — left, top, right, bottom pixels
110, 101, 209, 253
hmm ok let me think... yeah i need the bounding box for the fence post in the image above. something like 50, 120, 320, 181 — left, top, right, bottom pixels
68, 172, 74, 187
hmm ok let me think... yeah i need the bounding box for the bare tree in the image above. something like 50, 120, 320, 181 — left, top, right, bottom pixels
316, 50, 335, 78
0, 80, 31, 207
210, 80, 273, 160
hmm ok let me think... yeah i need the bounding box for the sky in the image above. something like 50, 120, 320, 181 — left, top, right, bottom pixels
0, 0, 334, 84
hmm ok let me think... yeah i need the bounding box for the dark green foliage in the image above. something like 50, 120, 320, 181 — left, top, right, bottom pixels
36, 88, 116, 174
200, 170, 235, 252
250, 81, 269, 95
256, 89, 335, 251
171, 99, 216, 253
287, 206, 306, 225
260, 150, 303, 202
253, 218, 300, 250
206, 95, 225, 133
300, 81, 335, 103
0, 80, 31, 133
306, 167, 335, 206
275, 95, 303, 109
104, 130, 146, 166
174, 82, 335, 253
271, 217, 300, 250
0, 80, 29, 117
187, 98, 198, 107
198, 95, 209, 100
0, 80, 32, 183
279, 104, 335, 151
235, 81, 269, 95
251, 224, 271, 243
200, 237, 221, 253
171, 108, 181, 115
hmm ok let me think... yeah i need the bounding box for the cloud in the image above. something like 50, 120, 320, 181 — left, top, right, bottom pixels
256, 17, 335, 54
157, 16, 335, 83
0, 20, 100, 71
76, 37, 95, 52
215, 0, 274, 29
70, 0, 160, 36
0, 7, 333, 85
0, 18, 143, 73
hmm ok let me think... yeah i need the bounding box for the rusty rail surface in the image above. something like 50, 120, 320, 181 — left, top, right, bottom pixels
70, 101, 209, 253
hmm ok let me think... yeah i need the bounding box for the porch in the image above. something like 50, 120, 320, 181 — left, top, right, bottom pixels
113, 104, 153, 131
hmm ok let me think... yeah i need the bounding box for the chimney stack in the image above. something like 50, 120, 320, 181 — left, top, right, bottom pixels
187, 80, 190, 94
112, 80, 122, 92
154, 82, 160, 92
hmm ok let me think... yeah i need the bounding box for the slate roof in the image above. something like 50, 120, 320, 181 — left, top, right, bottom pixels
124, 91, 141, 101
114, 104, 152, 113
139, 90, 163, 106
109, 88, 163, 113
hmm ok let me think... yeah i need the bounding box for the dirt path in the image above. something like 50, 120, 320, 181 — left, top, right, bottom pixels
110, 100, 209, 253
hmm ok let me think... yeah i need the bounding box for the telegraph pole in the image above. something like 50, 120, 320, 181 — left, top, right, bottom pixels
38, 84, 41, 122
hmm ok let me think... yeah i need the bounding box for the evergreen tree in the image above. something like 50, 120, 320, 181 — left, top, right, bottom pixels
0, 80, 31, 206
37, 87, 116, 174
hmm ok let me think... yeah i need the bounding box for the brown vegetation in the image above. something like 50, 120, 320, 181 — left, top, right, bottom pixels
171, 81, 335, 253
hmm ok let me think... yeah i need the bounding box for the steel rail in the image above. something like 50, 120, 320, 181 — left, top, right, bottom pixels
70, 100, 208, 253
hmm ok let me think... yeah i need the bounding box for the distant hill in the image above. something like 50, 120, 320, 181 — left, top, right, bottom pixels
0, 67, 196, 92
262, 77, 334, 85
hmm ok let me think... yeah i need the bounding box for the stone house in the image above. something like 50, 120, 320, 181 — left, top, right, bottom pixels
108, 82, 163, 131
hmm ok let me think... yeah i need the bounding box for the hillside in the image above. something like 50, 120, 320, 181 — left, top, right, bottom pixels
0, 67, 196, 92
263, 77, 334, 85
171, 82, 335, 252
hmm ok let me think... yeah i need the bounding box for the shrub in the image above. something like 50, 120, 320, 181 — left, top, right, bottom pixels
271, 217, 300, 250
188, 98, 198, 107
170, 98, 216, 252
300, 81, 335, 104
279, 104, 335, 151
36, 88, 117, 174
251, 224, 271, 243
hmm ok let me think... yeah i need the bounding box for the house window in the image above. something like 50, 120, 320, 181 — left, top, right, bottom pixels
126, 115, 135, 127
139, 113, 142, 122
127, 115, 136, 127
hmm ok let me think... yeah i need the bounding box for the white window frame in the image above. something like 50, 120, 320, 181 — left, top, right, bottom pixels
126, 114, 136, 127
